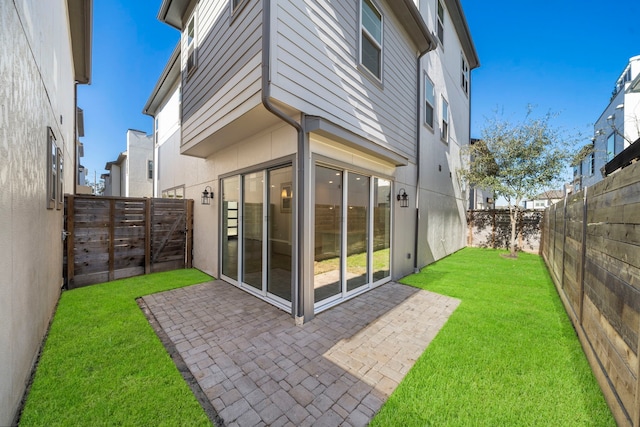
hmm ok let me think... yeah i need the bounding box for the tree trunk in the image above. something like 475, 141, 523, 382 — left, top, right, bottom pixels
509, 205, 518, 258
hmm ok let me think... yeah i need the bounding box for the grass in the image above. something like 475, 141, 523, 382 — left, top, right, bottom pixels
19, 269, 213, 427
371, 248, 615, 427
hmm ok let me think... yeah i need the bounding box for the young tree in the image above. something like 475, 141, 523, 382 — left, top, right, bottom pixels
461, 107, 575, 258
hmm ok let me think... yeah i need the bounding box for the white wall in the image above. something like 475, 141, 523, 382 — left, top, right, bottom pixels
0, 0, 78, 423
126, 130, 153, 197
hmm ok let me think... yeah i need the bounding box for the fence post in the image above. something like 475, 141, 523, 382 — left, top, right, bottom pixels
145, 198, 152, 274
108, 199, 115, 282
66, 195, 75, 289
186, 199, 193, 268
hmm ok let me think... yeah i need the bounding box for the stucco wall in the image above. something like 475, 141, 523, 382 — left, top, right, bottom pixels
0, 0, 77, 423
126, 131, 153, 197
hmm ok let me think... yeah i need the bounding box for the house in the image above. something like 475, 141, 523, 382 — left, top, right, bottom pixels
467, 138, 495, 210
154, 0, 478, 323
574, 55, 640, 191
103, 129, 154, 197
524, 190, 565, 210
76, 107, 93, 194
0, 0, 92, 424
142, 44, 205, 201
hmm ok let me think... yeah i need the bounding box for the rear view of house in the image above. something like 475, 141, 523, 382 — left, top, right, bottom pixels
0, 1, 92, 423
152, 0, 478, 322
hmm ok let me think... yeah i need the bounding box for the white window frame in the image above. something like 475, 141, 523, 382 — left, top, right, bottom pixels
359, 0, 383, 81
424, 74, 435, 129
436, 0, 445, 46
46, 127, 61, 210
461, 53, 469, 96
441, 96, 449, 142
185, 12, 197, 77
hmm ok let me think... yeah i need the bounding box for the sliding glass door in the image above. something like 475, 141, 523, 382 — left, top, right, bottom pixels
314, 164, 391, 308
220, 165, 293, 309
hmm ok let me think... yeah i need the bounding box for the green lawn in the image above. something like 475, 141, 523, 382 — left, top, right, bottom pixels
371, 248, 614, 426
19, 269, 213, 427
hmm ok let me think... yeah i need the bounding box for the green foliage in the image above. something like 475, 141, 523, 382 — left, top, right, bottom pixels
20, 269, 213, 427
461, 107, 574, 205
371, 248, 614, 427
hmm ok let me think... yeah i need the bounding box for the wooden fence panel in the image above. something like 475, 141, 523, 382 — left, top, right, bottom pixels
541, 161, 640, 426
64, 195, 194, 288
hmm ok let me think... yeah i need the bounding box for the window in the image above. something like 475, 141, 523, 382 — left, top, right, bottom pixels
148, 160, 153, 180
162, 185, 185, 199
461, 54, 469, 96
424, 75, 435, 128
185, 14, 196, 75
590, 152, 595, 175
441, 97, 449, 142
436, 1, 445, 45
607, 133, 615, 162
46, 127, 61, 210
360, 0, 383, 79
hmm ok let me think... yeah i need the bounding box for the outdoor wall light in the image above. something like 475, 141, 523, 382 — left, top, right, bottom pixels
397, 188, 409, 208
201, 186, 213, 205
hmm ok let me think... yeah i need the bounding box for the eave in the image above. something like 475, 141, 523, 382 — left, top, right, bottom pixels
158, 0, 191, 30
67, 0, 93, 84
143, 43, 181, 117
444, 0, 479, 69
389, 0, 437, 55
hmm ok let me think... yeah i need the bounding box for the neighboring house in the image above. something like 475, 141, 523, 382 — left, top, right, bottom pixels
574, 55, 640, 191
0, 1, 92, 424
155, 0, 478, 322
76, 107, 93, 194
103, 130, 154, 197
143, 44, 204, 201
524, 190, 565, 210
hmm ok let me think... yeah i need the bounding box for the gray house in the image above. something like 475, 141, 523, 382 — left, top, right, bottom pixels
153, 0, 478, 323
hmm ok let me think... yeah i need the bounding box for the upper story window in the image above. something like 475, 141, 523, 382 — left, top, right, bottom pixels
607, 133, 615, 162
461, 54, 469, 96
436, 1, 445, 46
148, 160, 154, 180
590, 152, 595, 175
424, 75, 435, 128
185, 14, 197, 76
46, 127, 62, 210
441, 97, 449, 142
360, 0, 383, 80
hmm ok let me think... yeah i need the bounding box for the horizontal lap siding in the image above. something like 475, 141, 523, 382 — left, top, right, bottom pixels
182, 0, 263, 146
541, 161, 640, 426
274, 0, 417, 159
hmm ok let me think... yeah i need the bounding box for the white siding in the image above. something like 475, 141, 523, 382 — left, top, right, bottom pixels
181, 0, 263, 148
272, 0, 419, 159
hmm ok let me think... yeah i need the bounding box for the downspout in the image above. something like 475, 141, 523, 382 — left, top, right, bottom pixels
413, 47, 432, 273
73, 84, 78, 195
262, 0, 306, 323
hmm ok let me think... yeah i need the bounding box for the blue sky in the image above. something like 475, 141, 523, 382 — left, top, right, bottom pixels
79, 0, 640, 184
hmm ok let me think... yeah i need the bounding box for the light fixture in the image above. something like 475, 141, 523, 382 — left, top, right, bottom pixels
201, 186, 213, 205
397, 188, 409, 208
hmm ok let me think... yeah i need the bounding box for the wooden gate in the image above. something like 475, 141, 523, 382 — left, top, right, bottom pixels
64, 195, 193, 289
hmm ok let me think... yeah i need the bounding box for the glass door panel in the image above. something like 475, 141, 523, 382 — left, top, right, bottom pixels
346, 173, 370, 292
373, 178, 391, 281
243, 172, 263, 290
314, 166, 342, 303
267, 166, 293, 302
221, 176, 239, 281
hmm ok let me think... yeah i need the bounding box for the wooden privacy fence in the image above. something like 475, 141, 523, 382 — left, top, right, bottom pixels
541, 160, 640, 426
467, 209, 542, 253
64, 195, 193, 289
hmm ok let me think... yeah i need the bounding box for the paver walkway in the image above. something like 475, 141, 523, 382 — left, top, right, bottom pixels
143, 281, 460, 426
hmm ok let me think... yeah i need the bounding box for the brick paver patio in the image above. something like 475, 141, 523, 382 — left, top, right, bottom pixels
142, 280, 460, 426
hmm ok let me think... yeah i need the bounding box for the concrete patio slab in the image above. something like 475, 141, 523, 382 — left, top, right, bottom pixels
142, 280, 460, 427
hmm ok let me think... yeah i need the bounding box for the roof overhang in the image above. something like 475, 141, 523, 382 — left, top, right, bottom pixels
305, 116, 409, 166
67, 0, 93, 84
389, 0, 437, 55
158, 0, 191, 30
444, 0, 479, 69
143, 44, 181, 117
